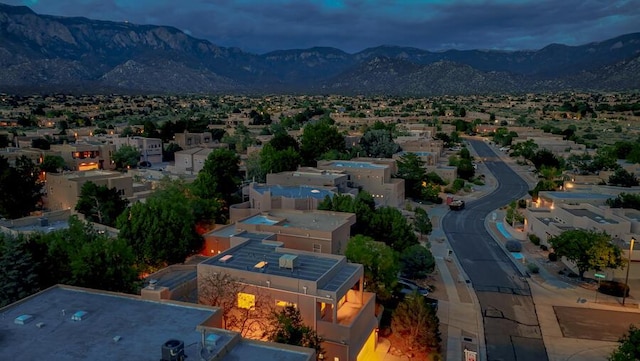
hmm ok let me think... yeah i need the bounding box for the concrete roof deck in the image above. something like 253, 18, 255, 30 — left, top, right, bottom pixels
202, 240, 343, 283
253, 184, 334, 200
1, 286, 312, 361
565, 208, 619, 224
235, 209, 354, 232
327, 160, 385, 169
541, 191, 612, 200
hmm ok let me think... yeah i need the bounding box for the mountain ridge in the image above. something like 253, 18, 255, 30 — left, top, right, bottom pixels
1, 3, 639, 95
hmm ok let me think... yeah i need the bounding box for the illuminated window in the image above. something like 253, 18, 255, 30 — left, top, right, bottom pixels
237, 292, 255, 309
275, 300, 297, 308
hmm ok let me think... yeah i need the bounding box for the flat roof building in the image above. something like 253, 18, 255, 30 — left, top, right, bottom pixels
1, 285, 315, 361
230, 183, 337, 222
203, 209, 355, 256
46, 170, 135, 211
198, 239, 379, 361
316, 159, 405, 207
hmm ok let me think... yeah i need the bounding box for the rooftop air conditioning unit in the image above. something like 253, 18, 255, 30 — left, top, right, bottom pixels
161, 339, 185, 361
279, 254, 299, 270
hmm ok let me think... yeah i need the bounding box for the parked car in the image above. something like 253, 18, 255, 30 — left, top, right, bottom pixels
396, 279, 438, 310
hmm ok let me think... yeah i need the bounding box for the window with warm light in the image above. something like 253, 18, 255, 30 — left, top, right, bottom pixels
275, 300, 297, 308
237, 292, 255, 309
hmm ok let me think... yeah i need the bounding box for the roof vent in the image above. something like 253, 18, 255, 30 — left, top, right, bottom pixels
148, 279, 158, 290
71, 310, 88, 321
279, 254, 299, 270
36, 322, 45, 328
14, 314, 34, 325
161, 339, 185, 361
113, 335, 122, 343
220, 254, 233, 263
205, 333, 221, 349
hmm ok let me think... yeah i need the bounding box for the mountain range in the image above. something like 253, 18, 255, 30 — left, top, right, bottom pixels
1, 3, 639, 95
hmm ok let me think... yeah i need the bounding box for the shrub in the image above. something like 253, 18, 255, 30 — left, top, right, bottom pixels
528, 234, 541, 246
548, 252, 558, 261
527, 263, 540, 274
505, 240, 522, 252
598, 280, 629, 297
517, 199, 527, 208
540, 245, 548, 251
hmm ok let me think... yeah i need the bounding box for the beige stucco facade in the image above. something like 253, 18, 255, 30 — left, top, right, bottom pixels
197, 239, 378, 361
316, 159, 405, 207
46, 170, 133, 211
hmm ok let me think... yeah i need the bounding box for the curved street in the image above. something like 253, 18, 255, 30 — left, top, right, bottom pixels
442, 139, 548, 361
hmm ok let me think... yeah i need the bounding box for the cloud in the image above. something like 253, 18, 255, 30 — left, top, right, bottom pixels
4, 0, 639, 53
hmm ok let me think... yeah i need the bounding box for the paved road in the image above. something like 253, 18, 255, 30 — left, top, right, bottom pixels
442, 139, 548, 361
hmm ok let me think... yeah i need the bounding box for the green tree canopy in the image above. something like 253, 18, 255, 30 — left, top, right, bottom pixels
609, 324, 640, 361
260, 143, 301, 175
191, 148, 241, 207
0, 232, 41, 307
0, 155, 42, 219
75, 181, 128, 227
345, 235, 399, 301
359, 128, 400, 158
413, 207, 433, 239
607, 193, 640, 210
318, 192, 376, 236
400, 244, 436, 279
548, 229, 624, 279
395, 152, 427, 199
300, 118, 346, 166
370, 206, 418, 252
609, 168, 639, 187
163, 143, 183, 162
40, 154, 65, 173
117, 181, 202, 268
112, 145, 141, 169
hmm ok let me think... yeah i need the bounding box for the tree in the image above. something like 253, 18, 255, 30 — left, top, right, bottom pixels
369, 206, 418, 252
191, 148, 241, 208
245, 152, 266, 183
456, 158, 475, 180
413, 207, 433, 240
505, 201, 524, 227
548, 230, 624, 279
318, 192, 376, 237
117, 180, 202, 268
609, 168, 639, 187
530, 149, 563, 171
0, 155, 42, 219
260, 143, 301, 175
112, 145, 141, 169
510, 139, 538, 160
300, 118, 345, 166
163, 143, 182, 162
269, 305, 324, 358
345, 235, 400, 300
609, 324, 640, 361
391, 290, 441, 358
359, 129, 400, 158
607, 193, 640, 210
396, 153, 427, 199
40, 155, 65, 173
400, 244, 436, 279
0, 233, 41, 307
75, 181, 128, 227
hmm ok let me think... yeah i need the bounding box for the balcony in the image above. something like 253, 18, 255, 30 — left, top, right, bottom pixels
317, 292, 376, 344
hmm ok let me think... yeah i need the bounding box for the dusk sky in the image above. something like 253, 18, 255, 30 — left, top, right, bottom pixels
5, 0, 640, 54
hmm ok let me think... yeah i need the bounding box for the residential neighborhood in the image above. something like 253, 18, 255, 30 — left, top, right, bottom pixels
2, 92, 640, 361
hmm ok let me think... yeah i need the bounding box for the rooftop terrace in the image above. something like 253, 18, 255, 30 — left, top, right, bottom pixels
328, 161, 385, 169
253, 184, 334, 200
202, 240, 360, 290
565, 208, 619, 224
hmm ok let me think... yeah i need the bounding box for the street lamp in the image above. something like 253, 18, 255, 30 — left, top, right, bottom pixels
623, 237, 636, 306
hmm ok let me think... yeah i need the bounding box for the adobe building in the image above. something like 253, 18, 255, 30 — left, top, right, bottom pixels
266, 168, 350, 193
174, 131, 215, 149
1, 285, 315, 361
50, 141, 114, 171
230, 183, 337, 222
173, 147, 215, 175
111, 136, 163, 165
197, 239, 379, 361
525, 196, 640, 281
316, 159, 405, 207
46, 170, 134, 211
203, 209, 356, 256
